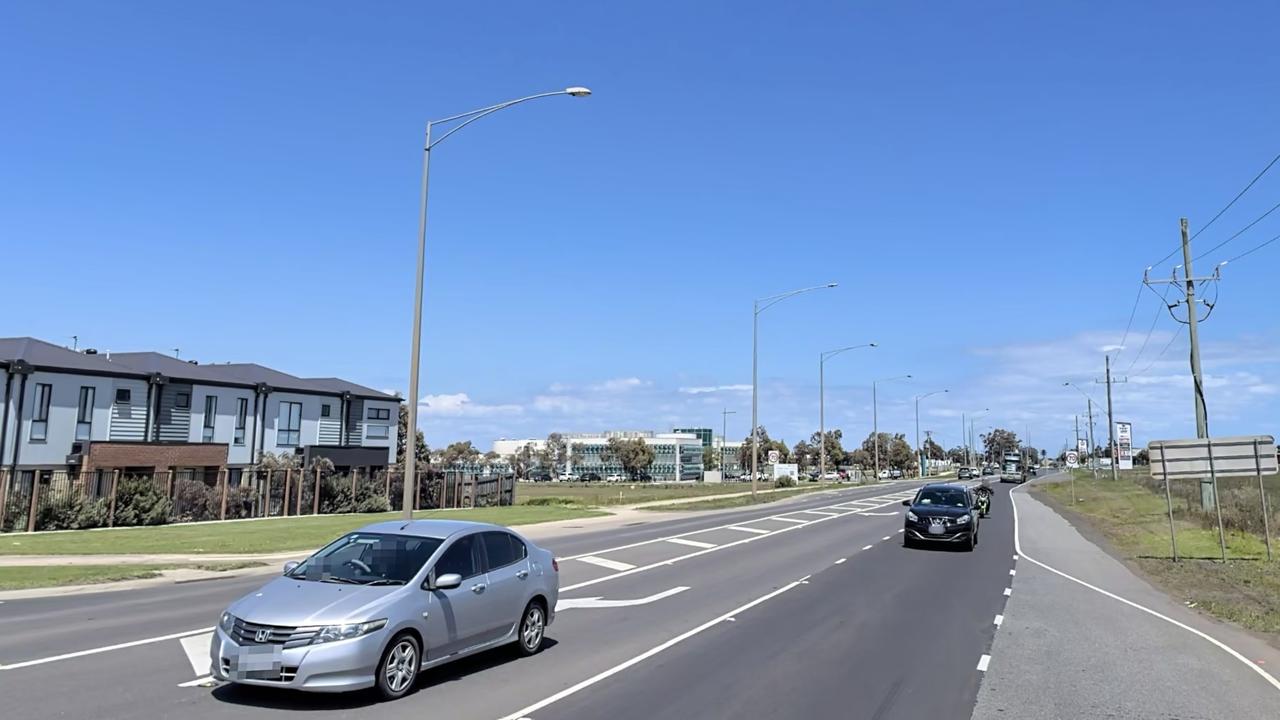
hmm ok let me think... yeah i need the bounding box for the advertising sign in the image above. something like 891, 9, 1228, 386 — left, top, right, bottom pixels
1077, 438, 1088, 454
1116, 421, 1133, 470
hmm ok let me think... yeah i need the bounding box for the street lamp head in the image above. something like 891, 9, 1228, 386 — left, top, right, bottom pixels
869, 342, 878, 348
825, 282, 838, 288
565, 87, 592, 97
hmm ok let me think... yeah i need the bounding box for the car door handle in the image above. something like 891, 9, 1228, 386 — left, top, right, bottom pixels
516, 569, 529, 580
470, 583, 487, 594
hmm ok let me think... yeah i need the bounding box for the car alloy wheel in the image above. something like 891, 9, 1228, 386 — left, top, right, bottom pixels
377, 634, 419, 700
518, 601, 546, 655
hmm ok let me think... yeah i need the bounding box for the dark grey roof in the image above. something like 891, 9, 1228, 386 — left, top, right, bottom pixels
107, 352, 257, 387
0, 337, 146, 377
302, 377, 400, 401
209, 364, 398, 401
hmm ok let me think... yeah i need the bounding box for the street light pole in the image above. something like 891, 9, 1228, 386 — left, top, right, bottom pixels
402, 87, 591, 519
1064, 381, 1102, 481
721, 408, 736, 477
751, 283, 838, 499
871, 374, 911, 480
819, 343, 876, 481
914, 389, 948, 478
963, 408, 989, 467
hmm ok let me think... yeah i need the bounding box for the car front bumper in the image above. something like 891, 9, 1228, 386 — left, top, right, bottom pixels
209, 625, 387, 692
904, 520, 975, 542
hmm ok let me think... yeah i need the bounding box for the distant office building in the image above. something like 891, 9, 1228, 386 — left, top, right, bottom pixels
714, 438, 744, 477
493, 430, 704, 481
673, 427, 713, 448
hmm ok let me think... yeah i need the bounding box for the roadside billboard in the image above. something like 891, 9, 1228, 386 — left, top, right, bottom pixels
1077, 438, 1088, 455
1116, 421, 1133, 470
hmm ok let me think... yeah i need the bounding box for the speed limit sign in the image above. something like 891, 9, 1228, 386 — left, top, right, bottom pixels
767, 450, 780, 464
1065, 450, 1079, 467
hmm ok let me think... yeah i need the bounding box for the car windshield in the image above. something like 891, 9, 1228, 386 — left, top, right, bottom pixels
915, 489, 968, 507
287, 532, 443, 585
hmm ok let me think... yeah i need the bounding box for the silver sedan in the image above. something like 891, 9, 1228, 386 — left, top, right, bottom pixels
209, 519, 559, 700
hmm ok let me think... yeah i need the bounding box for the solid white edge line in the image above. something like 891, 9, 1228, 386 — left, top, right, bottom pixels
177, 676, 215, 688
726, 526, 771, 535
0, 627, 215, 671
496, 578, 806, 720
977, 654, 991, 672
1010, 480, 1280, 694
665, 537, 717, 549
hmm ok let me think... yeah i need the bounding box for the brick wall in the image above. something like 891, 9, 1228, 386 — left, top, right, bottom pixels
83, 442, 228, 473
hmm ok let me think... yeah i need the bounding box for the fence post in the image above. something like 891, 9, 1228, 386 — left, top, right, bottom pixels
312, 466, 320, 515
0, 469, 8, 529
282, 469, 292, 517
350, 469, 358, 504
26, 473, 42, 532
1206, 437, 1227, 562
1158, 443, 1177, 562
263, 470, 272, 518
219, 469, 229, 521
107, 470, 120, 528
295, 467, 303, 516
1255, 439, 1273, 562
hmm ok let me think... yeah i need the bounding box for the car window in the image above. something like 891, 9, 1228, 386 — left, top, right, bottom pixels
915, 489, 969, 507
482, 531, 526, 569
435, 534, 481, 580
287, 532, 442, 585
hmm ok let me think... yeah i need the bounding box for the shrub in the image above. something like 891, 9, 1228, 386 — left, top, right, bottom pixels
224, 486, 259, 520
113, 476, 173, 527
75, 498, 110, 528
774, 475, 796, 489
173, 479, 218, 522
522, 496, 577, 506
355, 495, 391, 513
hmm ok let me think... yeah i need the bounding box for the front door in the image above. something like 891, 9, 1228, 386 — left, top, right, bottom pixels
478, 531, 532, 643
424, 533, 490, 658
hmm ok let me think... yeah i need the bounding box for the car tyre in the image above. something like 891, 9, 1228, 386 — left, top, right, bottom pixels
516, 599, 547, 656
375, 632, 420, 701
965, 532, 976, 552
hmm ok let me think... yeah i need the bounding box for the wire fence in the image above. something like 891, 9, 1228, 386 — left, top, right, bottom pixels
0, 468, 517, 534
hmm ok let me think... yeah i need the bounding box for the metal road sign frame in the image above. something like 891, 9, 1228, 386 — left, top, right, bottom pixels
1148, 435, 1277, 481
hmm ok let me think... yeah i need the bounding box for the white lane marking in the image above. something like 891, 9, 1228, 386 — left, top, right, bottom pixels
1012, 554, 1019, 560
179, 632, 212, 679
862, 544, 874, 551
1003, 587, 1012, 596
858, 511, 899, 517
896, 529, 904, 533
800, 510, 838, 516
769, 516, 810, 524
1010, 483, 1280, 694
561, 495, 908, 592
1009, 569, 1016, 576
726, 526, 771, 535
497, 578, 807, 720
994, 614, 1004, 627
178, 676, 215, 688
882, 536, 892, 541
577, 556, 637, 572
665, 537, 716, 549
556, 586, 689, 611
977, 654, 991, 672
562, 487, 922, 560
834, 558, 847, 564
0, 627, 214, 671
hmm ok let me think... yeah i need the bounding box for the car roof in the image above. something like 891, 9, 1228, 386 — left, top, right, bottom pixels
354, 519, 511, 539
920, 482, 968, 491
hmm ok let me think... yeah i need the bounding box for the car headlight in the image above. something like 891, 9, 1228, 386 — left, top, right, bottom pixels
220, 612, 236, 633
955, 513, 971, 524
906, 511, 918, 522
311, 619, 388, 645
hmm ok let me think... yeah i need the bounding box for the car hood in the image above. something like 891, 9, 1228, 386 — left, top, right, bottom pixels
229, 576, 406, 626
908, 504, 971, 518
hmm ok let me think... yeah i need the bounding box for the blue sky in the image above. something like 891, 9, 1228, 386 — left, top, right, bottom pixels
3, 2, 1278, 452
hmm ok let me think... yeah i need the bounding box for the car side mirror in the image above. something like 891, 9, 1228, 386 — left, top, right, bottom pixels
432, 573, 462, 591
283, 560, 300, 575
901, 500, 910, 506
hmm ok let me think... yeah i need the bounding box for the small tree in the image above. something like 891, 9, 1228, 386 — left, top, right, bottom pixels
600, 437, 655, 480
396, 404, 430, 466
702, 445, 718, 470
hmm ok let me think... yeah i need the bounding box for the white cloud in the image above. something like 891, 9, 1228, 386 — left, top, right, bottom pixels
592, 377, 648, 392
678, 384, 752, 395
418, 393, 523, 417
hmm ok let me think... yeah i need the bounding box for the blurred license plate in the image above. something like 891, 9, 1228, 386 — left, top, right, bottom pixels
231, 645, 283, 677
928, 524, 945, 535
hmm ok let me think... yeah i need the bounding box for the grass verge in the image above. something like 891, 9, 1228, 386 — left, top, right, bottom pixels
1035, 474, 1280, 640
0, 505, 606, 556
638, 485, 836, 511
0, 561, 267, 591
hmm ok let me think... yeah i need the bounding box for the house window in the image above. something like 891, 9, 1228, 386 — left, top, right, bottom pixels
76, 386, 95, 441
30, 383, 52, 442
234, 398, 248, 445
202, 396, 217, 442
367, 407, 390, 421
115, 388, 131, 403
367, 425, 389, 439
277, 401, 302, 447
175, 392, 190, 410
321, 403, 331, 418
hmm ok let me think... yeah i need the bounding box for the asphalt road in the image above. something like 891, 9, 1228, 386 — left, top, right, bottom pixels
0, 479, 1017, 719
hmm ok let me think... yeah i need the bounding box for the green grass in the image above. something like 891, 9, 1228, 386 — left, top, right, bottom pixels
517, 482, 760, 506
638, 484, 836, 511
0, 505, 605, 556
1035, 473, 1280, 638
0, 560, 267, 591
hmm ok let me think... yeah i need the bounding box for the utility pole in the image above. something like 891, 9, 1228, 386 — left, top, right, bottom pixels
873, 383, 880, 479
1144, 218, 1223, 508
1086, 398, 1097, 479
1096, 354, 1126, 481
1074, 415, 1080, 466
721, 408, 736, 477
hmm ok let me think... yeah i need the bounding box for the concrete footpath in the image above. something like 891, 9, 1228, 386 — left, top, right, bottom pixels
972, 480, 1280, 719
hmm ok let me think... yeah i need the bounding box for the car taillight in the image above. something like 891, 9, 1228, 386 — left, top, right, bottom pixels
552, 557, 559, 572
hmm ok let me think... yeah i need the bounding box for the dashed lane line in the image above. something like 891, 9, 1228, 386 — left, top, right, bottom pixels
664, 538, 716, 549
862, 545, 874, 551
578, 556, 637, 572
977, 654, 991, 672
726, 526, 771, 535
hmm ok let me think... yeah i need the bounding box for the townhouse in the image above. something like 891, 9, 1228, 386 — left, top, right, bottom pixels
0, 338, 401, 487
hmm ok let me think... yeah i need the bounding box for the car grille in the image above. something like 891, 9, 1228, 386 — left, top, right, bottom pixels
229, 618, 319, 649
219, 657, 299, 682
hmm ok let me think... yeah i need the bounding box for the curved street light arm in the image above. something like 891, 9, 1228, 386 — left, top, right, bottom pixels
756, 283, 838, 314
821, 343, 876, 363
427, 90, 580, 150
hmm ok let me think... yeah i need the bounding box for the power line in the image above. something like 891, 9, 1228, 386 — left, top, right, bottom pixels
1125, 285, 1169, 374
1112, 283, 1145, 364
1148, 149, 1280, 268
1192, 197, 1280, 262
1133, 331, 1182, 377
1225, 229, 1280, 264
